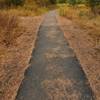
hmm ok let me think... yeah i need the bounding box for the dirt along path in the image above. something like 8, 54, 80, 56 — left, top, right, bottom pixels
16, 11, 94, 100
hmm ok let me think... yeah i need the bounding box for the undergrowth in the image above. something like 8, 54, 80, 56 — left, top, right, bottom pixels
58, 4, 100, 46
0, 12, 21, 47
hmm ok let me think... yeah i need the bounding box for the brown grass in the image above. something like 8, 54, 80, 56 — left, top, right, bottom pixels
41, 79, 81, 100
57, 15, 100, 100
0, 12, 21, 47
0, 13, 43, 100
0, 6, 48, 17
59, 5, 100, 37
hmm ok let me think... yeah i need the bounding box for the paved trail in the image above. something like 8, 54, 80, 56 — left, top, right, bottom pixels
16, 11, 94, 100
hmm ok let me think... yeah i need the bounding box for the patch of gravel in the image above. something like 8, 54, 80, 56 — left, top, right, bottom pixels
0, 16, 43, 100
57, 16, 100, 100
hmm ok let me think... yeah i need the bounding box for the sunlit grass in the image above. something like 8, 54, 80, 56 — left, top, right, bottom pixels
59, 5, 100, 45
0, 12, 20, 47
58, 4, 100, 45
0, 2, 49, 17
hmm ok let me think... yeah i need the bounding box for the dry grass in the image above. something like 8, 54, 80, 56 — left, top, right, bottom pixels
0, 14, 43, 100
57, 15, 100, 100
59, 5, 100, 41
41, 79, 81, 100
0, 5, 45, 100
0, 3, 49, 17
58, 4, 100, 62
0, 12, 21, 47
0, 8, 48, 17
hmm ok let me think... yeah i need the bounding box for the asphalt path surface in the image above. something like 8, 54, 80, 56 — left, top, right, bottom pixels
16, 11, 94, 100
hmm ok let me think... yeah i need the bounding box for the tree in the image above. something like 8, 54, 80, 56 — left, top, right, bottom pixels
0, 0, 24, 7
67, 0, 77, 6
87, 0, 100, 15
56, 0, 66, 3
49, 0, 56, 4
10, 0, 24, 6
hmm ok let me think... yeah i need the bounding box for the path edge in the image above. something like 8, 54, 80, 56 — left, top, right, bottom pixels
56, 14, 96, 100
15, 15, 45, 100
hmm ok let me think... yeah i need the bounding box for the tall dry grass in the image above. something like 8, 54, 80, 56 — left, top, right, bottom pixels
0, 12, 21, 47
58, 5, 100, 46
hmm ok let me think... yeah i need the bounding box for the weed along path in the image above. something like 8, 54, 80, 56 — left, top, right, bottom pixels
16, 11, 94, 100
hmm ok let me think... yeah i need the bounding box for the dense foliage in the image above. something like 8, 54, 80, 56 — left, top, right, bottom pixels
87, 0, 100, 14
0, 0, 100, 14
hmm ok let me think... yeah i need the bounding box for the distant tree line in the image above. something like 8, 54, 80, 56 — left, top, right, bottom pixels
0, 0, 99, 7
0, 0, 100, 14
0, 0, 56, 8
0, 0, 24, 8
57, 0, 100, 14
